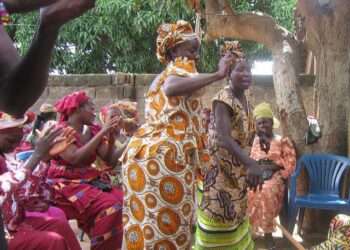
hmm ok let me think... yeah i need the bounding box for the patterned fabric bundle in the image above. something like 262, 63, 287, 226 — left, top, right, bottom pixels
156, 20, 198, 64
314, 214, 350, 249
55, 91, 88, 121
0, 1, 10, 25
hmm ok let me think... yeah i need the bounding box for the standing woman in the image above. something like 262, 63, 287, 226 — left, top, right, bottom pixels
46, 91, 123, 250
196, 41, 263, 250
247, 102, 296, 249
121, 20, 234, 249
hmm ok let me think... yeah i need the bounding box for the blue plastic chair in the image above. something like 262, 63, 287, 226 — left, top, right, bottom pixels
288, 153, 350, 234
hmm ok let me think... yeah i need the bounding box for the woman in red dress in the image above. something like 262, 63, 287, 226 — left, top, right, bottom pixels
47, 91, 123, 250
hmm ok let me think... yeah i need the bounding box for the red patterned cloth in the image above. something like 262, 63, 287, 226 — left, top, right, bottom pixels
55, 91, 89, 121
0, 158, 32, 231
47, 121, 124, 249
1, 154, 53, 231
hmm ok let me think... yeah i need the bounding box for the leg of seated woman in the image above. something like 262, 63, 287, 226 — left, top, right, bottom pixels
8, 216, 81, 250
57, 188, 123, 250
9, 230, 70, 250
18, 216, 81, 250
25, 206, 68, 222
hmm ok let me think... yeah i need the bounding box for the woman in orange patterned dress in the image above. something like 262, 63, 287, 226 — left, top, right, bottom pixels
247, 102, 296, 249
121, 20, 235, 249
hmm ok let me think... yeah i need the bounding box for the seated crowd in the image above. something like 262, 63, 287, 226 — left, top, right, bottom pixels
0, 3, 347, 247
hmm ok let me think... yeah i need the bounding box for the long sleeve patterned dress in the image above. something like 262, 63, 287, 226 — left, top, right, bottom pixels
247, 135, 296, 234
121, 57, 209, 250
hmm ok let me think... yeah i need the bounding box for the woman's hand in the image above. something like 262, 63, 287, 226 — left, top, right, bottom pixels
245, 159, 264, 192
216, 52, 235, 79
32, 127, 64, 160
49, 127, 75, 156
100, 116, 121, 144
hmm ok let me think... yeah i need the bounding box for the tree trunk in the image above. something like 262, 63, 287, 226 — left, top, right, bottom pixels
298, 1, 350, 232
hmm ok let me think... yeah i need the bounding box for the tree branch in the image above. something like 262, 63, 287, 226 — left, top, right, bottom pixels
296, 0, 323, 57
218, 0, 235, 16
203, 6, 294, 52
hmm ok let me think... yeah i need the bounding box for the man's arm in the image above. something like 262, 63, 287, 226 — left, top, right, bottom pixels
0, 0, 96, 116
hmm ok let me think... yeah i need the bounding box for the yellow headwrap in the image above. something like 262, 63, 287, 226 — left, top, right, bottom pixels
253, 102, 280, 129
219, 41, 247, 69
156, 20, 198, 64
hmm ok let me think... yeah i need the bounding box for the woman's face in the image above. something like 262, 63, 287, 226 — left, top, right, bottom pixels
0, 130, 23, 153
171, 38, 200, 63
228, 59, 252, 91
79, 98, 96, 125
255, 118, 273, 137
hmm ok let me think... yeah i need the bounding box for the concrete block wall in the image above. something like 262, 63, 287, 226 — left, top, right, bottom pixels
30, 73, 315, 124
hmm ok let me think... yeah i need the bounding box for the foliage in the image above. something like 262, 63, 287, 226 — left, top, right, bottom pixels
6, 0, 296, 74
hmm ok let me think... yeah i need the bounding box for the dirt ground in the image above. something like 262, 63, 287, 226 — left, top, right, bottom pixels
70, 219, 326, 250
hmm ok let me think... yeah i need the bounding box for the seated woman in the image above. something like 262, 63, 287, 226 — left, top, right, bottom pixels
312, 214, 350, 249
0, 113, 81, 250
247, 102, 296, 249
97, 101, 139, 187
47, 91, 123, 250
26, 103, 58, 148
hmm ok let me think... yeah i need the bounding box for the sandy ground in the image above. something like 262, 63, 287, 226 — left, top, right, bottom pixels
69, 218, 325, 250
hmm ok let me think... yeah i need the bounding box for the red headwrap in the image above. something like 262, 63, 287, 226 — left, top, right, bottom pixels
55, 91, 89, 121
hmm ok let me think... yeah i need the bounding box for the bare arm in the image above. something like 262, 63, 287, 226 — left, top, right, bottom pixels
97, 137, 116, 166
109, 141, 128, 167
215, 102, 263, 190
4, 0, 55, 13
59, 130, 105, 166
60, 117, 119, 166
163, 73, 223, 97
163, 52, 234, 97
0, 0, 96, 116
0, 24, 59, 116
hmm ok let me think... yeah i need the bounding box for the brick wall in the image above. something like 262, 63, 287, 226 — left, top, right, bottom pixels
31, 73, 315, 122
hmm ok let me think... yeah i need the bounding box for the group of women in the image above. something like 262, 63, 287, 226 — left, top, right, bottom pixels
119, 21, 297, 250
7, 18, 347, 250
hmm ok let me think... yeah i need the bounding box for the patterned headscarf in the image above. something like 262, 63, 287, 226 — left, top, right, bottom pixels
39, 103, 57, 114
253, 102, 280, 129
99, 101, 139, 125
0, 112, 34, 133
220, 41, 247, 69
0, 1, 10, 25
156, 20, 198, 64
55, 91, 89, 122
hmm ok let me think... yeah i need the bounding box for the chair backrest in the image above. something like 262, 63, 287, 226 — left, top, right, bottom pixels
299, 154, 350, 195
